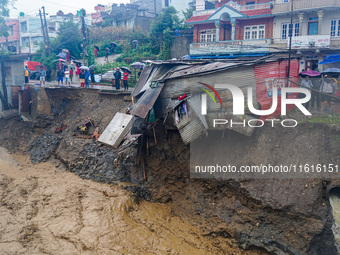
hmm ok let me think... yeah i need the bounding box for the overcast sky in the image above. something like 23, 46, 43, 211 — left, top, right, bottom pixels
10, 0, 129, 18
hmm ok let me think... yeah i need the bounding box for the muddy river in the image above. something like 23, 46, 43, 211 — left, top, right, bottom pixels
0, 147, 259, 255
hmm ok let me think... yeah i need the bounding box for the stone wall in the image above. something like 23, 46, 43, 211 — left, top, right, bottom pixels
170, 35, 192, 59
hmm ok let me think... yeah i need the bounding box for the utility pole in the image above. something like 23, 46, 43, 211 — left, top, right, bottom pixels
81, 9, 86, 65
287, 0, 294, 85
42, 6, 50, 55
39, 9, 47, 46
154, 0, 157, 17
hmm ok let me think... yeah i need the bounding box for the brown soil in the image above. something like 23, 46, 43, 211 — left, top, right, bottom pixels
0, 147, 263, 255
1, 87, 340, 254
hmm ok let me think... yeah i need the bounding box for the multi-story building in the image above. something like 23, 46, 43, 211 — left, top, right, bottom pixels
0, 19, 20, 53
186, 0, 340, 70
19, 15, 47, 54
271, 0, 340, 71
186, 0, 273, 57
18, 11, 84, 54
100, 3, 157, 32
91, 5, 106, 25
130, 0, 164, 16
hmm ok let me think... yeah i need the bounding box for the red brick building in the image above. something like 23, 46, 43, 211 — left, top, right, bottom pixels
0, 19, 20, 53
186, 0, 273, 56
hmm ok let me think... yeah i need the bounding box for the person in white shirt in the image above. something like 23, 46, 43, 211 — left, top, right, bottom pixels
64, 67, 70, 86
300, 76, 313, 110
320, 75, 335, 112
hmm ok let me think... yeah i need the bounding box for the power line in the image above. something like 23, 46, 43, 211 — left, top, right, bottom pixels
41, 0, 79, 10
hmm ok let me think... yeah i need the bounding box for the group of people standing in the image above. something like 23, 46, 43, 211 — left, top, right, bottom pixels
56, 67, 73, 86
113, 67, 129, 91
300, 74, 339, 112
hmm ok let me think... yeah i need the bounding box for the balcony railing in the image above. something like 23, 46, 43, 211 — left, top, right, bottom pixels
194, 1, 271, 16
239, 2, 271, 11
190, 39, 271, 55
193, 9, 216, 16
272, 0, 340, 14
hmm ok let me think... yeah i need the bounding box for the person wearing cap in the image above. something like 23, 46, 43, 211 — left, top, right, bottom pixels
113, 67, 121, 90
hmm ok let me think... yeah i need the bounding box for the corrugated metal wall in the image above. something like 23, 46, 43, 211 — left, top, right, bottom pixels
160, 66, 256, 100
131, 83, 165, 119
175, 102, 206, 145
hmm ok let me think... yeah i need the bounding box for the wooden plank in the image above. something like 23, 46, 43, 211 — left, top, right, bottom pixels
98, 113, 133, 148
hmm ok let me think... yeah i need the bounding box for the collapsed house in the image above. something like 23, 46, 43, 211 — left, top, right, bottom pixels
128, 57, 300, 145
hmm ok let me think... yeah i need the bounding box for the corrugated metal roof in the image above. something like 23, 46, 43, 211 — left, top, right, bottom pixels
131, 82, 165, 119
131, 65, 153, 97
165, 62, 236, 80
160, 65, 256, 99
138, 64, 177, 96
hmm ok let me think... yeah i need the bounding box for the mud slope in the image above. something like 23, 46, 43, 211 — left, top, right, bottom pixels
0, 147, 262, 255
0, 88, 339, 254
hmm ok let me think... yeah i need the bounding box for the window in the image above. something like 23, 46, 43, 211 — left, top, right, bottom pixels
330, 19, 340, 37
200, 29, 216, 42
281, 23, 299, 40
8, 25, 13, 36
244, 25, 265, 40
20, 22, 27, 32
308, 22, 318, 35
245, 1, 255, 10
205, 1, 215, 10
22, 37, 30, 47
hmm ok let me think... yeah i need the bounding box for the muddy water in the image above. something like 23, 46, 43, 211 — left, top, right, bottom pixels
0, 147, 258, 255
330, 192, 340, 254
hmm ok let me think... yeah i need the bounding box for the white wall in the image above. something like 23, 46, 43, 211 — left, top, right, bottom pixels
273, 9, 340, 43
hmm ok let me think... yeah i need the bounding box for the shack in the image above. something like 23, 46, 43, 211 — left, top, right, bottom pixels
0, 54, 26, 113
130, 57, 300, 144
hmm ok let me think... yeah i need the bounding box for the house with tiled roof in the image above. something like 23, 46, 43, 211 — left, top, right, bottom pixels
185, 0, 273, 57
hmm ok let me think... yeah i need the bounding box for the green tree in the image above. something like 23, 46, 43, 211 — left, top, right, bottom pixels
0, 0, 15, 110
150, 7, 180, 60
54, 20, 82, 58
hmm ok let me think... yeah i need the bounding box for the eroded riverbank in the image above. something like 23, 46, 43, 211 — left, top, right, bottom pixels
0, 147, 261, 255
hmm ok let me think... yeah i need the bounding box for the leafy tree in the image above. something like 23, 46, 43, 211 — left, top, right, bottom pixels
150, 7, 181, 60
54, 20, 82, 58
0, 0, 15, 110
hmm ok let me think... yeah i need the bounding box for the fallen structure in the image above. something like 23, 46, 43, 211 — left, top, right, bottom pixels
130, 57, 300, 144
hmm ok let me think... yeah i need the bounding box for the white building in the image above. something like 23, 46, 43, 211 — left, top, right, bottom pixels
271, 0, 340, 71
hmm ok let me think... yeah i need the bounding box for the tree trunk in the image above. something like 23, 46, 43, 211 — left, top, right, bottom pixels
0, 61, 9, 111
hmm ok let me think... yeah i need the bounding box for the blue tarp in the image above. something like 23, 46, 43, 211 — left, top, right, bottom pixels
189, 53, 267, 59
319, 54, 340, 64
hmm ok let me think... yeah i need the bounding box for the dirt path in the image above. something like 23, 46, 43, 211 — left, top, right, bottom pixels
0, 147, 257, 255
95, 54, 121, 65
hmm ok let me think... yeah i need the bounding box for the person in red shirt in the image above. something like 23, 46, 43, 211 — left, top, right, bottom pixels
123, 71, 129, 91
69, 68, 73, 83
